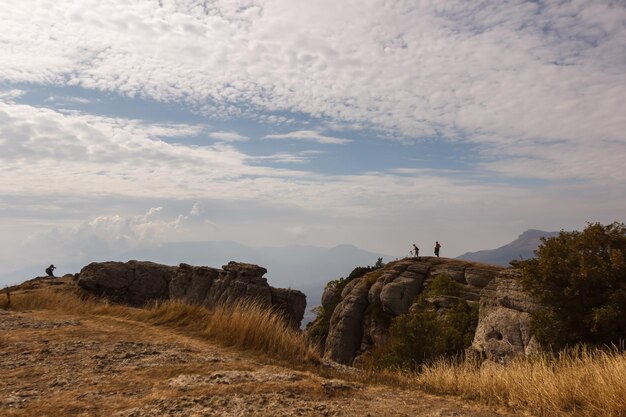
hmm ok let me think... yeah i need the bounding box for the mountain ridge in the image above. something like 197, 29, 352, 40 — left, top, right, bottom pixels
456, 229, 559, 266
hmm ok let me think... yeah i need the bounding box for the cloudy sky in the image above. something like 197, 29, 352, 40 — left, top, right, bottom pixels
1, 0, 625, 281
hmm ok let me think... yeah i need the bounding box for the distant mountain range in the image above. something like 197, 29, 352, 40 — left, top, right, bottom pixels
456, 229, 559, 266
2, 231, 560, 324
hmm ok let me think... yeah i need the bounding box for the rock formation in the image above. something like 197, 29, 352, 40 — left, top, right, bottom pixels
469, 270, 542, 360
78, 260, 306, 328
309, 257, 540, 366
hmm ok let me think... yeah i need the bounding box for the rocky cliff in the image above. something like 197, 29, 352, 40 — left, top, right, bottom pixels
308, 257, 541, 365
77, 260, 306, 328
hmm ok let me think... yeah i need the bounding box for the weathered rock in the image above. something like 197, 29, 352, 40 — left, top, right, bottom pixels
320, 285, 337, 310
323, 277, 370, 365
77, 260, 306, 328
78, 261, 175, 305
430, 264, 466, 284
205, 262, 272, 307
270, 287, 307, 329
380, 273, 425, 315
465, 267, 500, 289
470, 270, 543, 361
169, 263, 218, 304
309, 257, 516, 366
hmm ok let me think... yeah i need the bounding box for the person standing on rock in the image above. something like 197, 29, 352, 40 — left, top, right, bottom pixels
45, 264, 56, 277
434, 241, 441, 257
412, 244, 419, 257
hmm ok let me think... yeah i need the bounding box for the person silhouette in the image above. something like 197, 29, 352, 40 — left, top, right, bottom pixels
45, 264, 56, 277
412, 244, 419, 257
434, 241, 441, 257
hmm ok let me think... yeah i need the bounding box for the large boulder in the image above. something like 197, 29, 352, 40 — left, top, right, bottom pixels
78, 261, 174, 305
77, 260, 306, 328
470, 270, 543, 360
323, 277, 370, 365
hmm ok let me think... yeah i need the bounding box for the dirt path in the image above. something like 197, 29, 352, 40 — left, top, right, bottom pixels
0, 309, 523, 417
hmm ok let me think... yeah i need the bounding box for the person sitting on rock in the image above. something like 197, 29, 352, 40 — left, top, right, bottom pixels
45, 264, 56, 277
412, 244, 419, 257
434, 241, 441, 257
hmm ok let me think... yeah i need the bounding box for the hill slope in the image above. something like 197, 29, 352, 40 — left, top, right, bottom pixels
456, 229, 559, 266
0, 277, 515, 417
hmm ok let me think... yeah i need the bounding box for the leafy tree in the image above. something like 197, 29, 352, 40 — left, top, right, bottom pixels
519, 222, 626, 350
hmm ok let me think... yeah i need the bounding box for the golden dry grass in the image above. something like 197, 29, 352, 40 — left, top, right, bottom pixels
402, 348, 626, 417
8, 288, 318, 365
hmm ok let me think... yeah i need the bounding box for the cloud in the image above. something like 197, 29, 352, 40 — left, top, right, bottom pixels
250, 150, 324, 164
1, 1, 626, 271
264, 130, 351, 145
208, 131, 249, 142
2, 0, 622, 150
0, 89, 26, 101
45, 95, 93, 105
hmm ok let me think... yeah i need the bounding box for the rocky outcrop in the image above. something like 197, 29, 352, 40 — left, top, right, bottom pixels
469, 270, 542, 360
78, 260, 306, 328
310, 257, 539, 366
314, 258, 502, 365
324, 277, 371, 365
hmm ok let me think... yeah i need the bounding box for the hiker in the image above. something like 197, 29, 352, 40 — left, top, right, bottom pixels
412, 244, 419, 257
434, 241, 441, 257
45, 264, 56, 277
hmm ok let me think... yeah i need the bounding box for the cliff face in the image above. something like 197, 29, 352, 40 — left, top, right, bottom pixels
309, 257, 540, 366
77, 260, 306, 329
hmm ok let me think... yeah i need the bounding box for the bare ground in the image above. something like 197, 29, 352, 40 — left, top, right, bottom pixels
0, 309, 527, 417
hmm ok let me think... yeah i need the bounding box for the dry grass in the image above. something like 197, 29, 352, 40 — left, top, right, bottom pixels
404, 348, 626, 417
8, 288, 318, 365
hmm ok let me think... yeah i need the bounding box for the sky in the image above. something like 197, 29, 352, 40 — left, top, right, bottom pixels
1, 0, 625, 283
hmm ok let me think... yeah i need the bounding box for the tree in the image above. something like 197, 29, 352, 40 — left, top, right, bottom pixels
519, 222, 626, 350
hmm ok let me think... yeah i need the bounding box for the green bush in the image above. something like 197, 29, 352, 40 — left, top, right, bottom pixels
519, 222, 626, 350
370, 274, 479, 370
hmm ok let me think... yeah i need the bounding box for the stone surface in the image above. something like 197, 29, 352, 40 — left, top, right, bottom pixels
78, 260, 306, 328
320, 284, 337, 310
470, 270, 543, 361
323, 277, 370, 365
0, 309, 520, 417
311, 257, 521, 366
271, 287, 307, 329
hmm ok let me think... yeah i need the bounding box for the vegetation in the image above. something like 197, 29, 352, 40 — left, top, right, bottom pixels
368, 274, 478, 370
413, 346, 626, 417
7, 287, 318, 364
518, 222, 626, 350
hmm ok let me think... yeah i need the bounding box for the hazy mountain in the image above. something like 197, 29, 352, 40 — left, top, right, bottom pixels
456, 229, 559, 266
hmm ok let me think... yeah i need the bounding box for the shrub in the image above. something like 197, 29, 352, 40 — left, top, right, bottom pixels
519, 222, 626, 350
370, 274, 478, 370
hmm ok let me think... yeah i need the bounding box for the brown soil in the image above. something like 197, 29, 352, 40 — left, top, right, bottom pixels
0, 308, 525, 417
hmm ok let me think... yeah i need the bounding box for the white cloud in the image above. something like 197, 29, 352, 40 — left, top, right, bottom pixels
2, 0, 622, 152
1, 1, 626, 275
208, 131, 249, 142
45, 95, 93, 104
264, 130, 351, 145
0, 89, 26, 100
